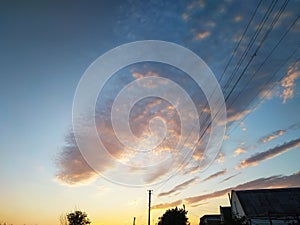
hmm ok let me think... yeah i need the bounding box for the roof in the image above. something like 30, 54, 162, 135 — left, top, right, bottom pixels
200, 215, 221, 220
232, 187, 300, 217
200, 215, 221, 225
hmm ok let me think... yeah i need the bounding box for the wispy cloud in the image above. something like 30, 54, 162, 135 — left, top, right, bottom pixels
226, 110, 252, 124
258, 122, 300, 144
237, 138, 300, 169
194, 31, 211, 40
185, 171, 300, 205
55, 125, 124, 185
216, 152, 225, 164
234, 15, 243, 22
190, 202, 208, 208
259, 130, 286, 143
153, 171, 300, 209
143, 163, 172, 184
56, 0, 300, 186
288, 122, 300, 130
280, 62, 300, 103
152, 200, 183, 210
56, 70, 202, 185
203, 169, 227, 182
219, 172, 241, 184
234, 148, 247, 156
132, 71, 159, 80
158, 177, 199, 197
55, 132, 98, 185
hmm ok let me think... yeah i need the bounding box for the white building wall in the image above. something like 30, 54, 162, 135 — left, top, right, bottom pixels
231, 191, 246, 217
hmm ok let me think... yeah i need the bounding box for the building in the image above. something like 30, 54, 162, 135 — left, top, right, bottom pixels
220, 206, 232, 224
230, 187, 300, 225
199, 214, 221, 225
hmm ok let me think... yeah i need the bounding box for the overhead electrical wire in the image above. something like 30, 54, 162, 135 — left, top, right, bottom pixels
189, 0, 297, 177
228, 47, 300, 136
154, 0, 299, 194
227, 13, 299, 110
218, 0, 263, 84
191, 0, 280, 161
225, 0, 290, 103
222, 0, 278, 98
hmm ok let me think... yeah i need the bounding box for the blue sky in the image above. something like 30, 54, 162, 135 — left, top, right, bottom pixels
1, 1, 300, 225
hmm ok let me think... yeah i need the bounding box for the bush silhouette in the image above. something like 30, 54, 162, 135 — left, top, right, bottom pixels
67, 210, 91, 225
158, 207, 190, 225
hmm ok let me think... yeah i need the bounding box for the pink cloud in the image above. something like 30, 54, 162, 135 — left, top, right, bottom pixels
259, 130, 286, 143
237, 138, 300, 169
158, 177, 199, 197
202, 169, 227, 182
280, 63, 300, 103
153, 171, 300, 209
234, 147, 247, 156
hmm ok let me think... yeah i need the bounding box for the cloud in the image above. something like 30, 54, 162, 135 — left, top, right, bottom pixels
194, 31, 211, 40
190, 202, 208, 208
234, 147, 247, 156
259, 130, 286, 143
183, 165, 201, 175
223, 135, 230, 140
234, 15, 243, 22
55, 123, 125, 185
152, 171, 300, 209
203, 169, 227, 182
187, 0, 205, 10
143, 163, 172, 184
158, 177, 199, 197
216, 152, 225, 164
289, 121, 300, 130
55, 132, 98, 185
56, 0, 300, 186
192, 150, 205, 161
219, 172, 241, 184
181, 13, 189, 21
259, 88, 276, 100
56, 68, 204, 185
185, 171, 300, 205
132, 71, 159, 80
237, 138, 300, 169
152, 200, 183, 210
226, 110, 252, 124
280, 63, 300, 103
258, 122, 300, 144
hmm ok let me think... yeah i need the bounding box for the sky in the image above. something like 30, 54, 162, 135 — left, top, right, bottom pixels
1, 0, 300, 225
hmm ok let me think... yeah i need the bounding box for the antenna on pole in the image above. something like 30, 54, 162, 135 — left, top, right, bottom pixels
148, 190, 153, 225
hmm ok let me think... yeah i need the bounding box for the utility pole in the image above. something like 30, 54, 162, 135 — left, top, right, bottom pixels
148, 190, 153, 225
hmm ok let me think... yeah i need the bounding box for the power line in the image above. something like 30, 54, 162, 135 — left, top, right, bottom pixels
153, 0, 298, 197
228, 47, 300, 135
225, 0, 290, 103
227, 13, 299, 110
198, 0, 295, 146
219, 0, 263, 84
191, 1, 280, 154
222, 0, 278, 97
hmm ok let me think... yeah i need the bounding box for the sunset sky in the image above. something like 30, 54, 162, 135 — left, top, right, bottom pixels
1, 1, 300, 225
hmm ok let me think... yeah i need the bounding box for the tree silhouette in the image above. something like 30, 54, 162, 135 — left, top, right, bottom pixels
67, 210, 91, 225
59, 213, 68, 225
158, 207, 190, 225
